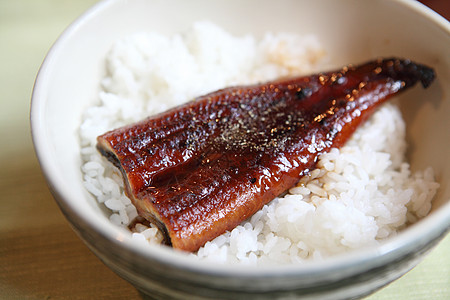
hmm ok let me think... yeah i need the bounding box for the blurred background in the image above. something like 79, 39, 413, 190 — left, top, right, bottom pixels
0, 0, 448, 299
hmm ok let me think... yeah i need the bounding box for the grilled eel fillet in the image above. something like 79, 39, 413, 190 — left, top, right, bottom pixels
97, 58, 435, 252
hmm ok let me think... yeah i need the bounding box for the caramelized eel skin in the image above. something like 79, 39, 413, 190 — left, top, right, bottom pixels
97, 58, 435, 252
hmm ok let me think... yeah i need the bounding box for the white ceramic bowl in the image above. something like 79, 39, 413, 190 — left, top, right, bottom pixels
31, 0, 450, 299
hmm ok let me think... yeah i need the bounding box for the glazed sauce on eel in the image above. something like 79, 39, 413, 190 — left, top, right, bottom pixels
97, 58, 435, 252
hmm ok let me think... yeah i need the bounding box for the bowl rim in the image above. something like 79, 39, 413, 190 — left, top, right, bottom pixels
31, 0, 450, 278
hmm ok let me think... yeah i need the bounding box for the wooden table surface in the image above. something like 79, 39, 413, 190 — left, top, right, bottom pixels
1, 1, 448, 299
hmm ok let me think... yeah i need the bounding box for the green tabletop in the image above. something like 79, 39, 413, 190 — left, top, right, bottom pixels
0, 1, 448, 299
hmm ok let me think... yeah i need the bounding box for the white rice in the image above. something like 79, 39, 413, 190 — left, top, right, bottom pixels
79, 21, 439, 265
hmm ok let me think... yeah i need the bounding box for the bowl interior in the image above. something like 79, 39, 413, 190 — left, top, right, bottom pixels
32, 0, 450, 274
